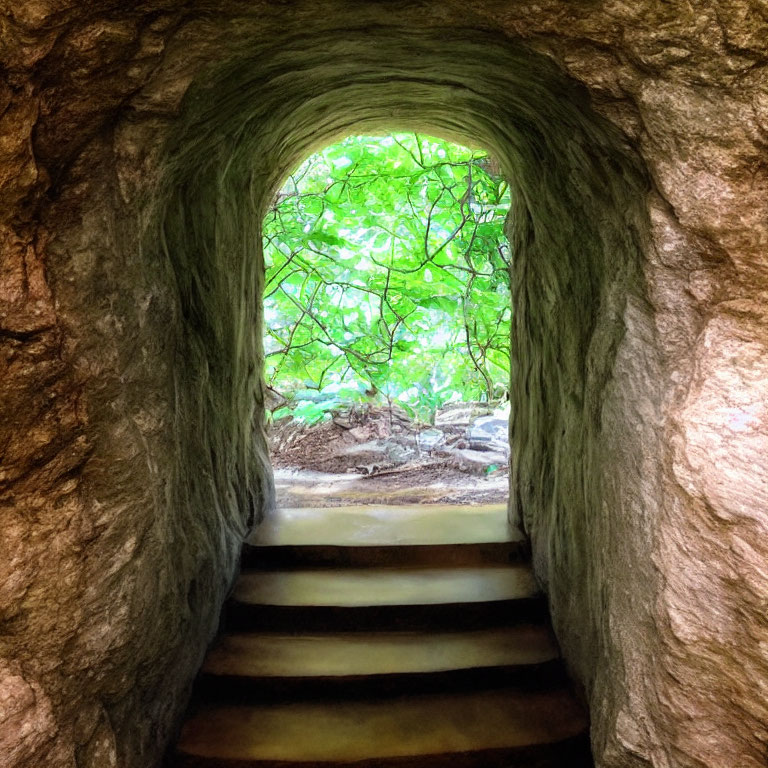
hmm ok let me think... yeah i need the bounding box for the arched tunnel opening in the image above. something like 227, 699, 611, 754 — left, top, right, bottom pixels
262, 131, 514, 504
4, 5, 767, 768
151, 23, 650, 763
155, 24, 650, 538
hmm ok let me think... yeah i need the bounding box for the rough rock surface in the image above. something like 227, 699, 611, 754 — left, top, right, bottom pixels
0, 2, 766, 768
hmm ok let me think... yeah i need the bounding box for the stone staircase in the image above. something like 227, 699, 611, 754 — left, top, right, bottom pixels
171, 504, 592, 767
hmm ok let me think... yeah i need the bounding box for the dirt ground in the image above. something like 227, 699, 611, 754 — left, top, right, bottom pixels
270, 403, 510, 507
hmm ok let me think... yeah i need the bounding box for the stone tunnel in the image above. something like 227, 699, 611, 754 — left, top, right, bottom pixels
1, 1, 767, 766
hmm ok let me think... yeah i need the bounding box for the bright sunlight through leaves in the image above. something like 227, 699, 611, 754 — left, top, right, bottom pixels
263, 134, 512, 424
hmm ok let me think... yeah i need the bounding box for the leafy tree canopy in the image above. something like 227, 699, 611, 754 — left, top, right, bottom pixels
263, 133, 512, 423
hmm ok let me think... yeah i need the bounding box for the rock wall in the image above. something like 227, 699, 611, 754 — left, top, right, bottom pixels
0, 2, 766, 767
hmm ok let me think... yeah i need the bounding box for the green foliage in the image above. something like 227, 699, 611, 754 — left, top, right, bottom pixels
272, 382, 369, 425
263, 134, 512, 422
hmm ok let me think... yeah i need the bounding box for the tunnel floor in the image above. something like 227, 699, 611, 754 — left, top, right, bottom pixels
169, 504, 592, 766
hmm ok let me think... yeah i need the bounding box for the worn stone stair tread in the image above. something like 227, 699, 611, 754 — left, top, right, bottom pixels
231, 565, 538, 608
202, 626, 559, 679
248, 504, 520, 547
175, 688, 588, 765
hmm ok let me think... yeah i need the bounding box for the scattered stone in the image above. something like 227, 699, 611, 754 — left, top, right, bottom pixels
434, 402, 493, 428
348, 426, 369, 442
415, 428, 444, 451
468, 416, 509, 454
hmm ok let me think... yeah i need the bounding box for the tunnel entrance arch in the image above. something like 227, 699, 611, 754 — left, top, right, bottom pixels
156, 23, 649, 529
262, 131, 514, 481
152, 23, 651, 765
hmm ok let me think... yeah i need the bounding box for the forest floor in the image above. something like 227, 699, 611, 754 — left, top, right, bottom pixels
270, 401, 510, 508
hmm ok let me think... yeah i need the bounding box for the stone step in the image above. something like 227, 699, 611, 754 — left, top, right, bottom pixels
243, 540, 524, 569
244, 503, 526, 568
174, 688, 591, 767
250, 504, 517, 546
197, 625, 564, 699
225, 565, 546, 631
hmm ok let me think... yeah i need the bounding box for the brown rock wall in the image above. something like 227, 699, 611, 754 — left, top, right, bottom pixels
0, 2, 766, 767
